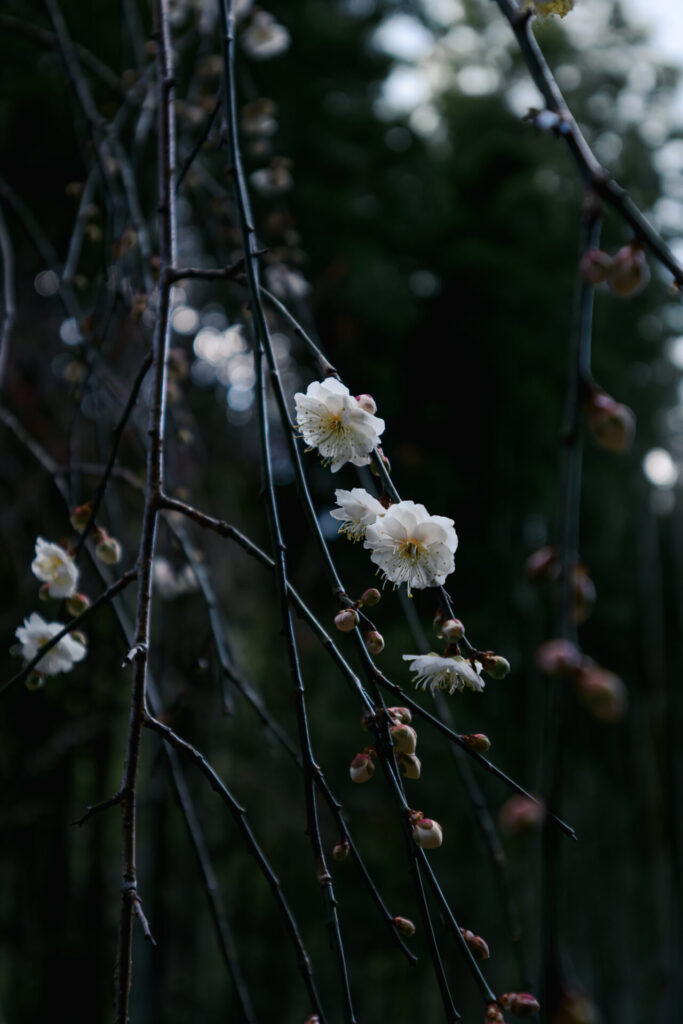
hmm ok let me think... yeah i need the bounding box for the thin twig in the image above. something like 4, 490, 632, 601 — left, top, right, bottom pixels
0, 201, 16, 390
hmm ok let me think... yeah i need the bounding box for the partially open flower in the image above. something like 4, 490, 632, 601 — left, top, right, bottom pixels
499, 795, 545, 836
607, 243, 650, 297
412, 816, 443, 849
349, 752, 375, 783
31, 538, 79, 599
390, 724, 417, 755
330, 488, 385, 542
499, 992, 541, 1017
393, 916, 416, 937
397, 752, 421, 780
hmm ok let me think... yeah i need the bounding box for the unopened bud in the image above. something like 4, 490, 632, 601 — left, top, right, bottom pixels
441, 618, 465, 641
39, 582, 53, 601
70, 503, 92, 531
397, 752, 421, 780
359, 587, 381, 607
607, 243, 650, 298
332, 839, 350, 862
393, 916, 416, 937
355, 393, 377, 415
580, 249, 613, 285
95, 531, 122, 565
25, 671, 45, 691
499, 992, 541, 1017
412, 816, 443, 849
334, 608, 359, 633
349, 752, 375, 783
586, 390, 635, 454
364, 630, 385, 655
462, 733, 491, 754
499, 795, 545, 836
482, 654, 510, 679
485, 1004, 504, 1024
391, 724, 417, 755
572, 565, 596, 624
387, 706, 412, 725
460, 927, 490, 960
66, 592, 90, 617
575, 666, 627, 723
524, 546, 558, 585
535, 638, 583, 678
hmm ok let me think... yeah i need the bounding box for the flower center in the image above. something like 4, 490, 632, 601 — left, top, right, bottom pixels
398, 537, 424, 563
43, 554, 64, 574
37, 634, 51, 648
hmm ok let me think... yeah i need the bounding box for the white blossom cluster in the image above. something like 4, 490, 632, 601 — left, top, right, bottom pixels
11, 538, 87, 683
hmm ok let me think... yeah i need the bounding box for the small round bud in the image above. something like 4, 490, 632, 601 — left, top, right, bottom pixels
524, 546, 558, 585
364, 631, 385, 655
387, 706, 412, 725
499, 795, 545, 836
70, 503, 92, 532
460, 927, 490, 960
38, 582, 53, 602
95, 531, 122, 565
482, 654, 510, 679
607, 243, 650, 298
462, 733, 491, 754
391, 724, 417, 755
579, 249, 613, 285
359, 587, 381, 607
334, 608, 359, 633
25, 671, 45, 691
412, 817, 443, 849
586, 390, 636, 454
66, 592, 90, 617
575, 666, 627, 723
397, 752, 421, 780
393, 916, 416, 937
349, 752, 375, 783
499, 992, 541, 1017
332, 839, 350, 862
485, 1004, 505, 1024
355, 393, 377, 415
535, 639, 583, 678
441, 618, 465, 642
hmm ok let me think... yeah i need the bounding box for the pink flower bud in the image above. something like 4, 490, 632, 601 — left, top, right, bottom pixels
524, 546, 558, 585
499, 795, 545, 836
535, 639, 583, 678
66, 592, 90, 617
95, 531, 122, 565
349, 752, 375, 783
482, 653, 510, 679
364, 631, 385, 655
360, 587, 381, 607
355, 393, 377, 414
412, 816, 443, 849
462, 733, 491, 754
70, 503, 92, 532
25, 671, 45, 691
441, 618, 465, 641
393, 916, 416, 937
460, 927, 490, 960
580, 249, 613, 285
575, 666, 627, 723
397, 752, 421, 780
499, 992, 541, 1017
387, 706, 412, 725
391, 724, 417, 755
332, 840, 350, 862
334, 608, 359, 633
607, 243, 650, 297
586, 390, 636, 454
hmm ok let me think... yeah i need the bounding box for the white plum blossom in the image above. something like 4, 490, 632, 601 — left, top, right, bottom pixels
241, 11, 291, 60
294, 378, 385, 472
330, 488, 385, 541
403, 653, 484, 695
364, 501, 457, 595
14, 613, 86, 676
31, 537, 79, 598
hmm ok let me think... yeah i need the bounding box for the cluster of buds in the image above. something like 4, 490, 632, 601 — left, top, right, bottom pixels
535, 640, 628, 723
499, 795, 546, 836
580, 242, 650, 298
460, 927, 490, 960
408, 809, 443, 849
351, 706, 423, 786
498, 992, 540, 1017
334, 588, 385, 654
585, 388, 636, 454
525, 550, 596, 624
